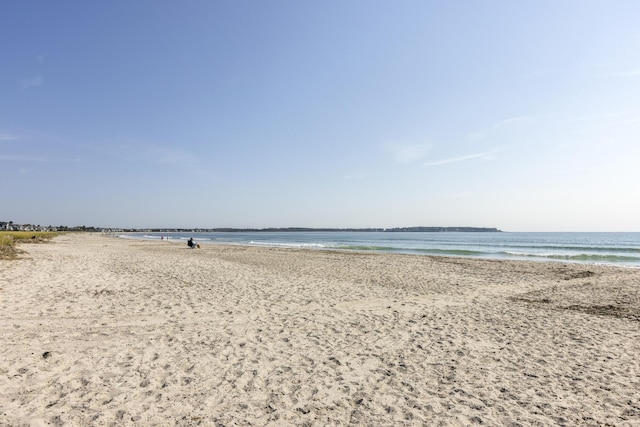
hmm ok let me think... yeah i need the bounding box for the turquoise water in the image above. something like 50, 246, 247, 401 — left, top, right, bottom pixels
122, 231, 640, 267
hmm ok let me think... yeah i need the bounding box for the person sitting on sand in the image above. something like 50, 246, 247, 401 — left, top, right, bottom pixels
187, 238, 196, 248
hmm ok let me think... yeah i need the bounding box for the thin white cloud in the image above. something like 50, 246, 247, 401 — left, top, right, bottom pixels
114, 141, 218, 179
494, 116, 531, 128
0, 154, 47, 162
468, 116, 532, 141
467, 130, 484, 141
146, 145, 196, 166
21, 75, 43, 89
383, 143, 431, 164
569, 111, 633, 122
423, 151, 496, 167
0, 133, 21, 142
0, 153, 83, 163
619, 117, 640, 125
611, 69, 640, 77
87, 140, 194, 166
345, 172, 365, 180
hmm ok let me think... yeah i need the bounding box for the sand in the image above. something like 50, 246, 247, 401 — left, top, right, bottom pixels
1, 233, 639, 426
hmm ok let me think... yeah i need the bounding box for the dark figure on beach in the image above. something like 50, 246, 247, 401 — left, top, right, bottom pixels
187, 238, 196, 248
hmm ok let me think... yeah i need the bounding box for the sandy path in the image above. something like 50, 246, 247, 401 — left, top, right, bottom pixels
1, 233, 639, 426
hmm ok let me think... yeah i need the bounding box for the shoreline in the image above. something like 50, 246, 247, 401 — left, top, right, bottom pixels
114, 231, 640, 269
1, 233, 639, 425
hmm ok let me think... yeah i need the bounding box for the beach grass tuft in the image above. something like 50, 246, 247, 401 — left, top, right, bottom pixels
0, 231, 61, 259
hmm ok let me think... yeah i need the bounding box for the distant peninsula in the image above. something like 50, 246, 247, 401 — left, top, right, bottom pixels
142, 226, 502, 233
384, 227, 501, 233
2, 222, 501, 233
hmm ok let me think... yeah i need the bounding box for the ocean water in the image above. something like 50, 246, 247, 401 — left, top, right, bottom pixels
121, 231, 640, 267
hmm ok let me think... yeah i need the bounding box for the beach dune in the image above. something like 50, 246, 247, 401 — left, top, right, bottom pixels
1, 233, 639, 426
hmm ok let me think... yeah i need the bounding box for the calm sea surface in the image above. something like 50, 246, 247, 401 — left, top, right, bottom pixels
121, 231, 640, 267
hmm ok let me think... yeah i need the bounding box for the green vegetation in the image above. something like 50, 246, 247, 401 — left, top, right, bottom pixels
0, 231, 61, 259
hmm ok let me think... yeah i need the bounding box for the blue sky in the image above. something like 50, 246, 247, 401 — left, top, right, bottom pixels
2, 1, 639, 231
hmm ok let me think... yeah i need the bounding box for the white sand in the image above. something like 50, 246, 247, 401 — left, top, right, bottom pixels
1, 233, 639, 426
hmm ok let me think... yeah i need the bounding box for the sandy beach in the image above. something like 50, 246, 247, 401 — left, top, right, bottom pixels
1, 233, 639, 426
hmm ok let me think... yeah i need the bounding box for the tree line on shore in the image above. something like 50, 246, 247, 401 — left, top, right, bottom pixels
2, 221, 501, 234
145, 227, 502, 233
0, 221, 103, 232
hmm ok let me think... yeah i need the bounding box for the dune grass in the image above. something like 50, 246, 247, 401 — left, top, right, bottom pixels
0, 231, 61, 259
